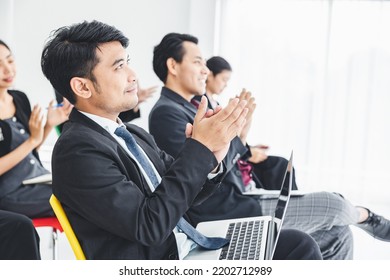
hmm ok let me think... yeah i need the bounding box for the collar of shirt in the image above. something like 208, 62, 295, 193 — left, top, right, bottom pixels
78, 110, 122, 134
78, 110, 161, 190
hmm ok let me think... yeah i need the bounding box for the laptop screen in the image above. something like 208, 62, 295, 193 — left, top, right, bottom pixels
274, 155, 293, 226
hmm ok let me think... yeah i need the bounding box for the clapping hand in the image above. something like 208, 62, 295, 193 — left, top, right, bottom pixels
248, 144, 269, 163
46, 98, 73, 128
187, 96, 248, 164
236, 88, 256, 145
28, 105, 45, 147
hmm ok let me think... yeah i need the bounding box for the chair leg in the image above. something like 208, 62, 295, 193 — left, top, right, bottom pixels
51, 228, 59, 260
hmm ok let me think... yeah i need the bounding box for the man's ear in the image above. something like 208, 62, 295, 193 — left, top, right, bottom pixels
166, 57, 177, 76
70, 77, 92, 99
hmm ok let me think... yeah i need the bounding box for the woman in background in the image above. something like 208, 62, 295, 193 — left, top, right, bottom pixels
192, 56, 296, 191
0, 39, 72, 218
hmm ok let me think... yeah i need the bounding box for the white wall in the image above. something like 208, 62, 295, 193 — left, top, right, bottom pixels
0, 0, 217, 140
0, 0, 14, 42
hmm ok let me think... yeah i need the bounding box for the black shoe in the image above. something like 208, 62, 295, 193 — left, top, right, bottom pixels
356, 208, 390, 242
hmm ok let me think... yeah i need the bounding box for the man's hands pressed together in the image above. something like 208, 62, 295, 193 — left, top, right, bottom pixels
186, 96, 248, 164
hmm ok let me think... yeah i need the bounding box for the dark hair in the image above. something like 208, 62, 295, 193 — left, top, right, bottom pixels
41, 20, 129, 104
206, 56, 232, 76
0, 39, 11, 51
153, 33, 198, 83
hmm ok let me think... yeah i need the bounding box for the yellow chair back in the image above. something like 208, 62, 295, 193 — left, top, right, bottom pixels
49, 194, 86, 260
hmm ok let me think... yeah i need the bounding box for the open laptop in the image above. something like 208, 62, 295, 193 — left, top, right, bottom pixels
185, 151, 293, 260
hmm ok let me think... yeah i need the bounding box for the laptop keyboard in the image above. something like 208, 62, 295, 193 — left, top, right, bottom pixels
219, 220, 264, 260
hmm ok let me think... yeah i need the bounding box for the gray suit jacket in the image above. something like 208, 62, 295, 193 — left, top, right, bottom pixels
52, 108, 222, 259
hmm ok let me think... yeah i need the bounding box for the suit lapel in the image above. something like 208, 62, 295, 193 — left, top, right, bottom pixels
161, 87, 198, 116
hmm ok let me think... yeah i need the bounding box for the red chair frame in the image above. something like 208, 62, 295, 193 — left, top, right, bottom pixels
32, 217, 63, 260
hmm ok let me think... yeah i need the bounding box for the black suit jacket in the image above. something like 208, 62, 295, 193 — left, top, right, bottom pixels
149, 87, 262, 226
52, 109, 222, 259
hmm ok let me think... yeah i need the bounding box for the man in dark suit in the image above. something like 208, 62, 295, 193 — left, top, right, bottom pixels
40, 21, 321, 260
149, 33, 390, 260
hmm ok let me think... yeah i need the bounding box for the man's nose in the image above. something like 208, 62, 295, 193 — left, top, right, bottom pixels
127, 67, 137, 84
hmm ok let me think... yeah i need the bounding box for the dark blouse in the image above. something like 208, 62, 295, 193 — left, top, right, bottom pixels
0, 90, 47, 198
